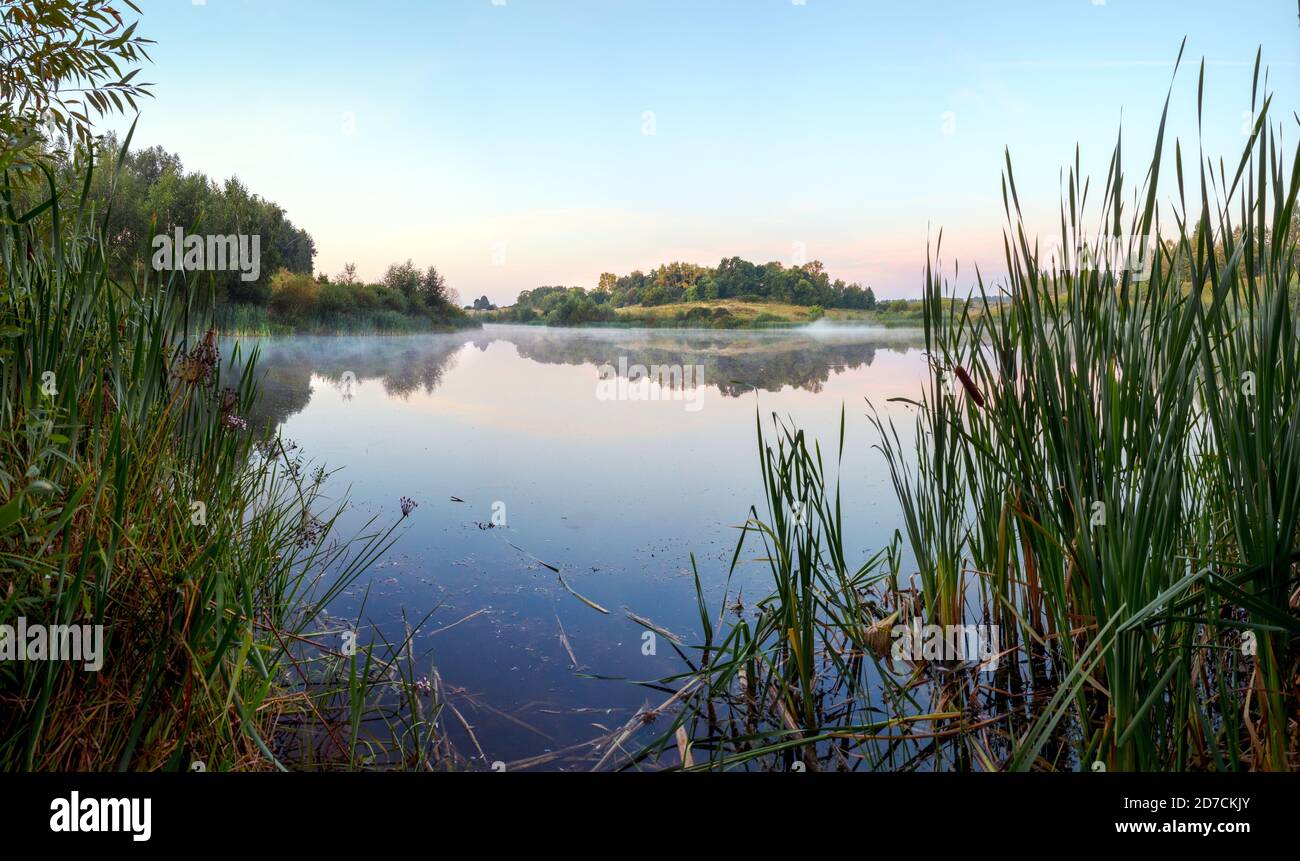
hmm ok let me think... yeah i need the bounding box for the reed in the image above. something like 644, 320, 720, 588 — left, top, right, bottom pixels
0, 132, 444, 770
638, 49, 1298, 772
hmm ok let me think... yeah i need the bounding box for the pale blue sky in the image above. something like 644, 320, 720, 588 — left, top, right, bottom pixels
109, 1, 1298, 302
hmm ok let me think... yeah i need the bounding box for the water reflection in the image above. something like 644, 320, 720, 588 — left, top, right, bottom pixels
228, 324, 928, 430
220, 323, 928, 766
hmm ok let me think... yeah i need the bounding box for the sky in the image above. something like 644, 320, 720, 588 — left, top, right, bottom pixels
108, 0, 1299, 304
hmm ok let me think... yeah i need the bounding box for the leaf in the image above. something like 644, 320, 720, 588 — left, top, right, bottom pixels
0, 493, 22, 532
557, 575, 609, 615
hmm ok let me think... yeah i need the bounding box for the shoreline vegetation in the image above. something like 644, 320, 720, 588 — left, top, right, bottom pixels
29, 103, 936, 336
1, 2, 456, 770
217, 265, 479, 336
2, 0, 1295, 773
630, 50, 1300, 772
1, 130, 463, 769
477, 298, 929, 329
21, 130, 477, 337
479, 259, 933, 329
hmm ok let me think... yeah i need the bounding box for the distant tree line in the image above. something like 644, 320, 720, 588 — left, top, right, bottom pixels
494, 257, 878, 324
498, 286, 617, 324
52, 136, 468, 330
595, 257, 877, 309
78, 134, 317, 304
272, 259, 466, 331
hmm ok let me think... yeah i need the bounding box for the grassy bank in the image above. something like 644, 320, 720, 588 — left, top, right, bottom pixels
634, 55, 1299, 772
218, 300, 481, 336
614, 299, 823, 327
214, 268, 480, 336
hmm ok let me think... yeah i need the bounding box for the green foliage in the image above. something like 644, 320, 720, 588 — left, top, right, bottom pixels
74, 135, 317, 303
638, 51, 1299, 773
317, 281, 356, 316
0, 0, 463, 773
218, 303, 441, 336
382, 259, 421, 298
498, 285, 615, 325
0, 139, 424, 770
39, 132, 475, 333
11, 132, 468, 334
598, 256, 877, 310
382, 260, 459, 310
268, 269, 321, 317
0, 0, 152, 172
221, 274, 469, 335
502, 258, 879, 323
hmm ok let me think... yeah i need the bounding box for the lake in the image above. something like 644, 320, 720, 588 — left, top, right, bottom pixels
227, 324, 928, 768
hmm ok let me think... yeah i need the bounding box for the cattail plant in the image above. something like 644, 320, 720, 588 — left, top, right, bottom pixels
638, 46, 1297, 773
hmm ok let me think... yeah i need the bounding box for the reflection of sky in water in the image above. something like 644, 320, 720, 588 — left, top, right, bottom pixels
226, 325, 927, 765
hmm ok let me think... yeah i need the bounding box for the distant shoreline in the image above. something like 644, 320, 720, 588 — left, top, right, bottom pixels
477, 298, 928, 329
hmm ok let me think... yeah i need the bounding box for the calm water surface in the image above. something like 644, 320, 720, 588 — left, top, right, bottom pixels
229, 324, 927, 766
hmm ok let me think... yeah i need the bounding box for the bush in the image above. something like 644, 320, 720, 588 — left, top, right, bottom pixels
269, 269, 321, 318
318, 282, 357, 316
548, 294, 616, 325
349, 283, 380, 312
374, 285, 410, 314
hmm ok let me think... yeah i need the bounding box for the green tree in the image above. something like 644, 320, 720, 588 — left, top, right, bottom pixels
420, 265, 459, 308
383, 259, 421, 298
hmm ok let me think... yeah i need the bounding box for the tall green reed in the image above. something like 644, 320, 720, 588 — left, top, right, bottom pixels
639, 48, 1296, 772
0, 131, 441, 770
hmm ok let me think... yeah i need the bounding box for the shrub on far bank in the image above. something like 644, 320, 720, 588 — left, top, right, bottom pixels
269, 270, 322, 317
494, 285, 615, 325
228, 268, 473, 333
317, 281, 357, 316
